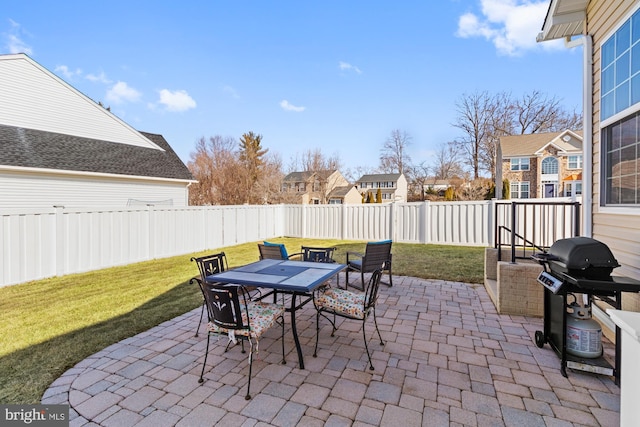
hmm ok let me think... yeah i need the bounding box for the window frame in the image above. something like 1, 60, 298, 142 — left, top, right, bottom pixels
541, 157, 559, 175
567, 155, 583, 170
510, 157, 530, 171
564, 181, 583, 197
599, 3, 640, 210
510, 181, 530, 199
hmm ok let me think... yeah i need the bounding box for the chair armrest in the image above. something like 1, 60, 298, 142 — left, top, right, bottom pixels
346, 251, 363, 264
287, 252, 303, 260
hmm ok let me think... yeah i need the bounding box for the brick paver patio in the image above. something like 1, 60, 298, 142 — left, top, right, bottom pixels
42, 275, 620, 426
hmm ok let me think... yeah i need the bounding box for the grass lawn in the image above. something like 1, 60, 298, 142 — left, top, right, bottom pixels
0, 238, 485, 404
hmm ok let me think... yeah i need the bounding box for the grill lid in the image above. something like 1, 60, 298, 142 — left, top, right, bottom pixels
548, 237, 620, 278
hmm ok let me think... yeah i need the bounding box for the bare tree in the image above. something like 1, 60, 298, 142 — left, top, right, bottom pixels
452, 91, 496, 180
510, 90, 581, 134
188, 134, 283, 205
188, 136, 247, 205
379, 129, 412, 174
432, 142, 465, 180
406, 162, 431, 201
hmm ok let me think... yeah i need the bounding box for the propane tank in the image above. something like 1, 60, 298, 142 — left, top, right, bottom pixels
566, 296, 602, 359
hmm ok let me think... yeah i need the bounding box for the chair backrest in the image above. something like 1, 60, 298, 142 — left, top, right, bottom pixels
301, 246, 336, 263
362, 241, 392, 272
202, 282, 250, 331
364, 269, 383, 310
258, 243, 286, 260
191, 252, 228, 281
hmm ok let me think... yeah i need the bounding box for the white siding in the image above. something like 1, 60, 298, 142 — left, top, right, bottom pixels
0, 54, 160, 150
0, 169, 189, 208
590, 1, 640, 300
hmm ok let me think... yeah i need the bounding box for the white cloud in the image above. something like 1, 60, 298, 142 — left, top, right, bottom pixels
5, 19, 32, 55
86, 71, 112, 84
456, 0, 559, 56
339, 61, 362, 74
280, 100, 305, 112
106, 81, 142, 104
54, 65, 82, 80
157, 89, 196, 112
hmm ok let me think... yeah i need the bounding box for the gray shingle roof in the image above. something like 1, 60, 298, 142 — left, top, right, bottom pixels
357, 173, 402, 182
0, 124, 193, 181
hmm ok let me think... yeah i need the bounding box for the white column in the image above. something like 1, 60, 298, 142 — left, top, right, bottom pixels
607, 309, 640, 427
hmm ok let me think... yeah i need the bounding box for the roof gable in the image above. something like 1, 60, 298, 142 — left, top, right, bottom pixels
500, 130, 582, 157
0, 53, 161, 151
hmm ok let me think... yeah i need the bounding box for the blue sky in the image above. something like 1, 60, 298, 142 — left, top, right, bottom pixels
2, 1, 583, 175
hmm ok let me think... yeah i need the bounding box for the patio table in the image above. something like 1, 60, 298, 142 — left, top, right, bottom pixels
206, 258, 346, 369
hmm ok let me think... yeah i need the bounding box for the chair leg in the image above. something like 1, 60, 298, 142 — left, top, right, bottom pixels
195, 300, 205, 337
387, 270, 393, 287
362, 321, 374, 371
280, 316, 286, 365
245, 339, 254, 400
199, 333, 211, 383
372, 308, 384, 345
313, 310, 320, 358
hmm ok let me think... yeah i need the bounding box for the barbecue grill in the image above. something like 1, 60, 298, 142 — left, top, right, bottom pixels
532, 237, 640, 383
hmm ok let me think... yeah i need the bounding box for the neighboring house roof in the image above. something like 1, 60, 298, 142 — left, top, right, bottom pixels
0, 124, 193, 181
283, 170, 337, 182
500, 130, 582, 158
327, 185, 355, 198
357, 173, 403, 182
283, 171, 315, 182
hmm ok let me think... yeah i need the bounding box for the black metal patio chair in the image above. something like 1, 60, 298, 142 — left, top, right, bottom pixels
190, 252, 229, 337
198, 281, 285, 400
313, 269, 385, 370
345, 240, 393, 290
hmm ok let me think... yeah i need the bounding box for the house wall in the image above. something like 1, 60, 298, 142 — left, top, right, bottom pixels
0, 169, 190, 208
502, 157, 539, 197
396, 174, 408, 202
0, 54, 158, 150
590, 0, 640, 310
343, 187, 362, 204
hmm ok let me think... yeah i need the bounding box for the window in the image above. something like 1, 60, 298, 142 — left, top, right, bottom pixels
510, 158, 530, 171
567, 155, 583, 169
510, 182, 530, 199
602, 112, 640, 205
601, 8, 640, 206
601, 8, 640, 121
541, 157, 558, 174
329, 199, 342, 204
565, 181, 583, 197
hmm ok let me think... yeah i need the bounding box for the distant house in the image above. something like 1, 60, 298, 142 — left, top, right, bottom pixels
281, 170, 350, 204
355, 173, 408, 202
326, 185, 361, 204
498, 130, 583, 199
0, 53, 194, 209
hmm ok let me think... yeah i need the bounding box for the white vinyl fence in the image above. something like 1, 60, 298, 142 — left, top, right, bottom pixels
0, 198, 580, 287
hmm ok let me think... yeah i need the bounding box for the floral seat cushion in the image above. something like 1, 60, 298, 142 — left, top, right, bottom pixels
207, 301, 284, 338
316, 288, 365, 319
